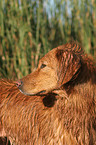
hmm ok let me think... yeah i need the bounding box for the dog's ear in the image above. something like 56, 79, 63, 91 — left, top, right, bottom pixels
56, 49, 81, 86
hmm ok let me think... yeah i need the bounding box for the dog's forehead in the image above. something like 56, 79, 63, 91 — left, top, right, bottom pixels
44, 46, 64, 57
40, 48, 59, 64
41, 48, 56, 59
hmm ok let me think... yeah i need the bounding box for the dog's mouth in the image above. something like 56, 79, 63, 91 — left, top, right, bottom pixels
18, 86, 58, 96
18, 88, 47, 96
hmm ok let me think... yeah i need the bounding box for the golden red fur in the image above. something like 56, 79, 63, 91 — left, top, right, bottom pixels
0, 42, 96, 145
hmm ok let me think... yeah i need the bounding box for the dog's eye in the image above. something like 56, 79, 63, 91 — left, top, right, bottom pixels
40, 64, 46, 69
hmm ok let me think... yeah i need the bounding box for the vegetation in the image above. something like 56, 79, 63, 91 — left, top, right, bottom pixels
0, 0, 96, 79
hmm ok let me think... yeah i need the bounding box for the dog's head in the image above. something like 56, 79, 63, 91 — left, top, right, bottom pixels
16, 42, 83, 95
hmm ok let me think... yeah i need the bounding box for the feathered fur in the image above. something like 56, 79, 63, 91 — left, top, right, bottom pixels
0, 42, 96, 145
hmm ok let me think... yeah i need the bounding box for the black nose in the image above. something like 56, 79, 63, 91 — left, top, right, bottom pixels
16, 80, 23, 88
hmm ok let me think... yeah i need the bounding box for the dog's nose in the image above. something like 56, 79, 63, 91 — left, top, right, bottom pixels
16, 80, 23, 88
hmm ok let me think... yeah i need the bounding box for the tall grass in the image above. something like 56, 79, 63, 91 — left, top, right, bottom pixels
0, 0, 96, 79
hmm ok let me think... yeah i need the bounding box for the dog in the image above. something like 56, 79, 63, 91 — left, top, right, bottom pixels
0, 42, 96, 145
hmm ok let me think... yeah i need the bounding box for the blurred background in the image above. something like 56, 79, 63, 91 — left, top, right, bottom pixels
0, 0, 96, 80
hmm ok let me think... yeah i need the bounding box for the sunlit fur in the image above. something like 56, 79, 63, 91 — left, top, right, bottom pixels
0, 42, 96, 145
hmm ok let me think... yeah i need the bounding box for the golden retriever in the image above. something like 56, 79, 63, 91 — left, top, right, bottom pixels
0, 42, 96, 145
